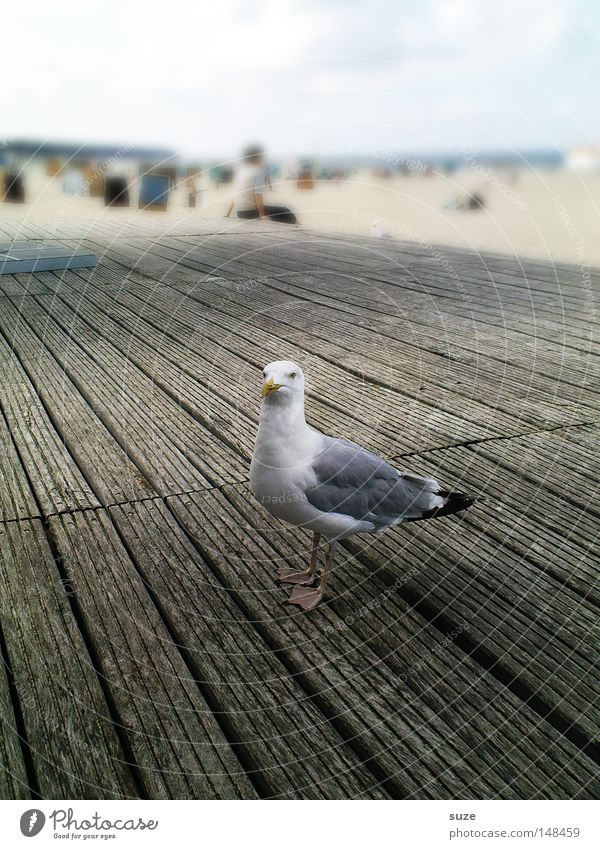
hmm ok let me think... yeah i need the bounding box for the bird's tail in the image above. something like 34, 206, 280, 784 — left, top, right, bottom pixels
407, 489, 475, 522
434, 490, 475, 518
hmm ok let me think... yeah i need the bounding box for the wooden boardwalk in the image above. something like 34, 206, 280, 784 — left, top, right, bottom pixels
0, 213, 598, 799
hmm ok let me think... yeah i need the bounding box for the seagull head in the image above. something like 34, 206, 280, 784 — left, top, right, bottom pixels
261, 360, 305, 404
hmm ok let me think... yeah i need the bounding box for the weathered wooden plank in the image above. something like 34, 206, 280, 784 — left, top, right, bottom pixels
0, 633, 31, 798
0, 403, 40, 522
186, 274, 593, 432
33, 256, 600, 420
257, 272, 600, 400
80, 238, 219, 287
0, 519, 138, 798
0, 301, 158, 507
476, 428, 600, 516
73, 257, 599, 430
398, 439, 600, 602
344, 256, 593, 316
52, 272, 427, 461
0, 276, 29, 298
295, 233, 600, 300
6, 297, 247, 495
189, 238, 596, 347
51, 288, 258, 462
49, 508, 257, 800
343, 506, 599, 741
249, 265, 597, 372
132, 258, 592, 418
64, 242, 589, 454
53, 271, 421, 456
172, 233, 407, 273
109, 498, 389, 799
0, 341, 99, 516
84, 268, 498, 453
380, 239, 600, 292
361, 266, 598, 345
170, 235, 599, 322
164, 277, 521, 437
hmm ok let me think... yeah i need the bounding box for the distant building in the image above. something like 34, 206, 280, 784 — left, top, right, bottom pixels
0, 139, 177, 173
0, 139, 179, 206
566, 145, 600, 171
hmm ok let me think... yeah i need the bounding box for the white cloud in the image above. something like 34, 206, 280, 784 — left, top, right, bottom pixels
1, 0, 597, 156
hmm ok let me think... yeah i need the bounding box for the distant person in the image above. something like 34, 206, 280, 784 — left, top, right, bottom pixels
226, 145, 297, 224
445, 190, 485, 211
468, 191, 485, 210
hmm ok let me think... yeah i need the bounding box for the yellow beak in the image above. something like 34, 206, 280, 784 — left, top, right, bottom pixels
261, 376, 282, 398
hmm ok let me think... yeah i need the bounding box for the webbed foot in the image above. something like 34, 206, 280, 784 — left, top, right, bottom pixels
277, 566, 316, 585
287, 585, 324, 611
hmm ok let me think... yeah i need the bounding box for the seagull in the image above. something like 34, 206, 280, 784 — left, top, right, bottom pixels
250, 361, 474, 611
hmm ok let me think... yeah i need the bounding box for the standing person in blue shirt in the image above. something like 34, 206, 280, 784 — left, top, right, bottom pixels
226, 145, 297, 224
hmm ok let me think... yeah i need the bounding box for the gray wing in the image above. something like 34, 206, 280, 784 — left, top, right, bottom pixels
305, 438, 443, 529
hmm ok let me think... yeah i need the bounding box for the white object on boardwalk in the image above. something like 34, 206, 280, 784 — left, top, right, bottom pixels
250, 360, 473, 610
371, 218, 395, 239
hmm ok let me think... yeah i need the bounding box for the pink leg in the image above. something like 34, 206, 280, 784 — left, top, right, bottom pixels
288, 541, 336, 611
277, 532, 321, 585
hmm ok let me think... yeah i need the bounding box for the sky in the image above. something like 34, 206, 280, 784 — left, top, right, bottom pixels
2, 0, 600, 159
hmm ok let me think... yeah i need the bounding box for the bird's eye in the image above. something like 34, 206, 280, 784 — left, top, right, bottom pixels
289, 372, 297, 379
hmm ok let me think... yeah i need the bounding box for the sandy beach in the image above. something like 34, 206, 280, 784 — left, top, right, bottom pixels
213, 167, 600, 269
3, 165, 599, 270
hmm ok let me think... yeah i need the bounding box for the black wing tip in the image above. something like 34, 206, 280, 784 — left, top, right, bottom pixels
434, 490, 475, 518
406, 490, 475, 522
